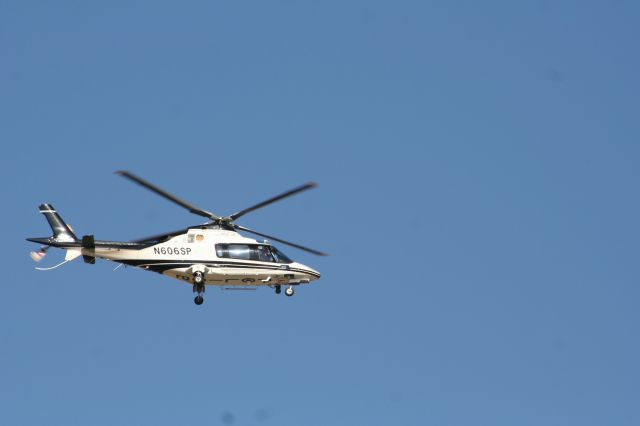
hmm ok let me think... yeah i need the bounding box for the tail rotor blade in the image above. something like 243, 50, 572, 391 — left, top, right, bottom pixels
30, 246, 49, 262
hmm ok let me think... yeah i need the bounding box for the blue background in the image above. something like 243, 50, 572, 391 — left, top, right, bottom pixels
1, 1, 639, 425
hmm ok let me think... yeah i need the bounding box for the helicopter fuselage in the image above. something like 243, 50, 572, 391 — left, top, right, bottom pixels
84, 228, 320, 289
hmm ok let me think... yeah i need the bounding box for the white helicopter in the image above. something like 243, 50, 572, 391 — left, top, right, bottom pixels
27, 171, 326, 305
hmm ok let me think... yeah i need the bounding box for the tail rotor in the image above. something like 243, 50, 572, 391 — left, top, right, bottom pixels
29, 246, 49, 262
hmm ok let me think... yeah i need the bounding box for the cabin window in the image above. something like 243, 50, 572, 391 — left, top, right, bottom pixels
215, 244, 291, 263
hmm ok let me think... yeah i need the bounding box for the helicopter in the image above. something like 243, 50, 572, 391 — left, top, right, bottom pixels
27, 171, 326, 305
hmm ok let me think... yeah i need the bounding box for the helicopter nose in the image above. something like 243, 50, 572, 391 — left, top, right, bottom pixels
291, 262, 321, 281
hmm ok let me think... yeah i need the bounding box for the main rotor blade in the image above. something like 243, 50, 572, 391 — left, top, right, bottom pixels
130, 226, 193, 244
116, 171, 220, 220
234, 224, 328, 256
228, 182, 317, 221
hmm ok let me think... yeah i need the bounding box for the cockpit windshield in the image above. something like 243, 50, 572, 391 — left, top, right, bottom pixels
215, 243, 293, 264
270, 246, 293, 264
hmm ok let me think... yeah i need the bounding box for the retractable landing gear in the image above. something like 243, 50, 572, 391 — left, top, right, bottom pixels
275, 285, 281, 295
193, 271, 205, 305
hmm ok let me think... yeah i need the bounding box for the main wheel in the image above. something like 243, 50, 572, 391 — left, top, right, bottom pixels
193, 271, 204, 285
285, 286, 294, 297
194, 295, 204, 305
275, 285, 282, 295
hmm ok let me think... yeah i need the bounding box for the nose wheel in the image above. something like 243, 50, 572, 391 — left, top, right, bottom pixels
193, 272, 205, 305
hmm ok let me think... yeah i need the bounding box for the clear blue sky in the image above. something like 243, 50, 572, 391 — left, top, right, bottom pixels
1, 1, 639, 425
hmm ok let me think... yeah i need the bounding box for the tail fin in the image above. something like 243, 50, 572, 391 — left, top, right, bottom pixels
38, 204, 78, 242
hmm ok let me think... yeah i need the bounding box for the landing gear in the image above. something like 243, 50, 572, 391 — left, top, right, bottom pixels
192, 272, 205, 305
274, 284, 294, 296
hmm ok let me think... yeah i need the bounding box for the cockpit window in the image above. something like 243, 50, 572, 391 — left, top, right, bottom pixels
256, 245, 274, 262
270, 246, 293, 264
216, 244, 281, 263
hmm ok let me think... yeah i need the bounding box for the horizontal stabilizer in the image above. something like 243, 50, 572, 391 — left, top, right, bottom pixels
27, 237, 53, 245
